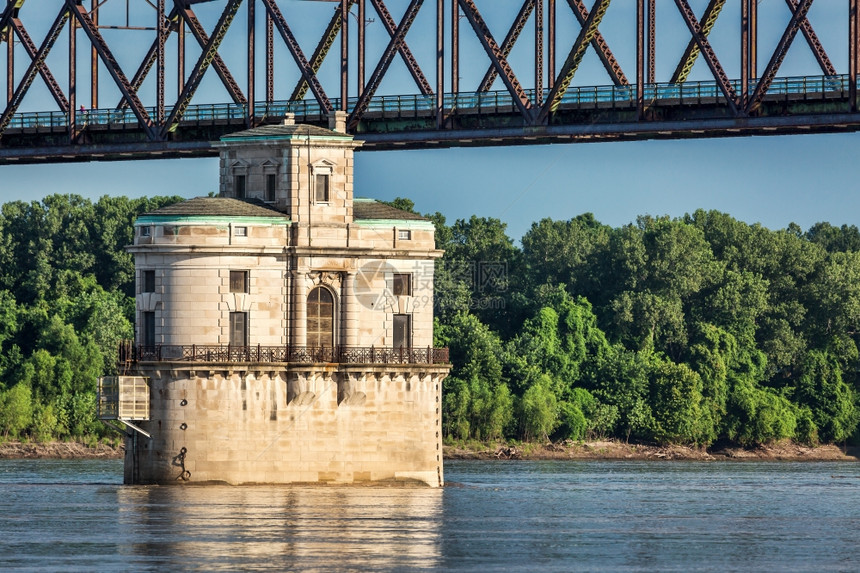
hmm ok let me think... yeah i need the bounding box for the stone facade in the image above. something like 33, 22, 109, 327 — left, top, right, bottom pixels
119, 117, 449, 487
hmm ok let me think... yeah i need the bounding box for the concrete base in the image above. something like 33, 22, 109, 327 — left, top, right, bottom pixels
124, 362, 448, 487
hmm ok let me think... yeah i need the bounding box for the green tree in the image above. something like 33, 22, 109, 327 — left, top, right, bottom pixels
519, 375, 558, 441
437, 312, 513, 440
795, 350, 858, 442
0, 383, 33, 439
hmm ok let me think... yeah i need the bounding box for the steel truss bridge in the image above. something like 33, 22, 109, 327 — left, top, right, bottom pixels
3, 0, 860, 164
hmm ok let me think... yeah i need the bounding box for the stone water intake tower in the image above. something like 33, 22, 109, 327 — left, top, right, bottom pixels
98, 114, 451, 487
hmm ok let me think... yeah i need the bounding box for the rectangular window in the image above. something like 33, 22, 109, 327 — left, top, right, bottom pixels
229, 270, 248, 293
235, 174, 246, 199
266, 173, 277, 202
234, 226, 247, 237
142, 270, 155, 293
230, 312, 248, 346
392, 273, 412, 296
315, 173, 330, 203
393, 314, 411, 349
398, 229, 411, 240
140, 226, 151, 237
394, 314, 412, 348
142, 311, 156, 347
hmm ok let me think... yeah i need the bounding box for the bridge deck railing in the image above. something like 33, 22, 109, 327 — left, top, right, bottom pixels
5, 73, 854, 132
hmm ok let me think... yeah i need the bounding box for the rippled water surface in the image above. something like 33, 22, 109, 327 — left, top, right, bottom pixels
1, 459, 859, 571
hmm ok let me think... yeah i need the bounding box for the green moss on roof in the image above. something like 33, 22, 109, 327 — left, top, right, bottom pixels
141, 197, 289, 219
353, 198, 427, 221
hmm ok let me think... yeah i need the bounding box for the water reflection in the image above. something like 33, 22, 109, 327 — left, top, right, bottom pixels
115, 485, 443, 571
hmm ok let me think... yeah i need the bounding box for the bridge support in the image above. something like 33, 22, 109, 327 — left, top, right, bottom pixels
852, 0, 859, 111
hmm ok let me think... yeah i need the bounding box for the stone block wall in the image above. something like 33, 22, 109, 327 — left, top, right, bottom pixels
126, 363, 446, 487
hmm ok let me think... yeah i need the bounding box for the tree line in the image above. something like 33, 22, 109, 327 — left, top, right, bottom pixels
406, 199, 860, 447
0, 194, 182, 441
1, 193, 859, 448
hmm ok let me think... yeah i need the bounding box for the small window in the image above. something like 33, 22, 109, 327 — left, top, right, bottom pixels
230, 270, 248, 293
142, 270, 155, 293
315, 173, 330, 203
393, 314, 411, 349
142, 311, 156, 347
266, 173, 276, 202
393, 273, 412, 296
140, 226, 151, 237
235, 174, 246, 199
398, 229, 411, 240
234, 226, 247, 237
230, 312, 248, 346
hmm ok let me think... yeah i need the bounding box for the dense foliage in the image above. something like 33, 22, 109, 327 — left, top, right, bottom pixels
2, 193, 860, 448
421, 203, 860, 447
0, 194, 183, 441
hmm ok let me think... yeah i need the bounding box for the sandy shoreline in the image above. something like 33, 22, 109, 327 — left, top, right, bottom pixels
444, 440, 860, 462
0, 441, 124, 460
1, 439, 858, 462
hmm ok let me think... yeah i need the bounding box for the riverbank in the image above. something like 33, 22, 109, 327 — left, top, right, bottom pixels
1, 439, 857, 462
444, 439, 860, 461
0, 441, 124, 459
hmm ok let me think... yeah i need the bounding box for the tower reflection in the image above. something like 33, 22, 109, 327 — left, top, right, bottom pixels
116, 485, 443, 570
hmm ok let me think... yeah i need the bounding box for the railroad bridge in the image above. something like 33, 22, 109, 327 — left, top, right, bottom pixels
3, 0, 860, 164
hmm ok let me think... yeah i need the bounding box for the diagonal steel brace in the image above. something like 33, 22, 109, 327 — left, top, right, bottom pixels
348, 0, 425, 130
458, 0, 531, 120
0, 6, 68, 139
567, 0, 628, 86
66, 0, 156, 138
747, 0, 816, 113
673, 0, 738, 114
670, 0, 725, 84
262, 0, 332, 112
539, 0, 611, 122
370, 0, 433, 95
163, 0, 243, 136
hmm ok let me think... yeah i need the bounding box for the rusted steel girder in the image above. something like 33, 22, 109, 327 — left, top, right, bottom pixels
67, 0, 155, 138
478, 0, 534, 93
157, 0, 165, 124
673, 0, 738, 114
178, 3, 246, 104
348, 0, 425, 130
290, 0, 356, 101
458, 0, 531, 119
535, 0, 542, 104
247, 0, 254, 125
747, 0, 815, 113
785, 0, 836, 77
852, 0, 860, 110
163, 0, 242, 135
370, 0, 433, 95
265, 9, 272, 102
11, 17, 69, 112
262, 0, 333, 113
116, 6, 178, 111
670, 0, 725, 84
0, 6, 68, 139
540, 0, 611, 121
567, 0, 628, 86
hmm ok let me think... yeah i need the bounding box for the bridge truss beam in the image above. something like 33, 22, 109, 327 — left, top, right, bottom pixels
0, 0, 859, 163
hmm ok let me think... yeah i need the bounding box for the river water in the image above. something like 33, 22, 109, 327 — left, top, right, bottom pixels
1, 459, 858, 572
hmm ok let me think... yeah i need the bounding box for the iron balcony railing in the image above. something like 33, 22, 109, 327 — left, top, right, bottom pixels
121, 343, 449, 365
6, 73, 855, 131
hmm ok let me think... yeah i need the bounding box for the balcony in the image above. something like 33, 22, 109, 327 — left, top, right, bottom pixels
119, 343, 450, 366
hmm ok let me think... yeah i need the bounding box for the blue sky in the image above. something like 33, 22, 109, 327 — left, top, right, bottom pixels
1, 0, 859, 241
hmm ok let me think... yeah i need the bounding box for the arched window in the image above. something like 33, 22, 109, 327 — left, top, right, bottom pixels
307, 287, 334, 347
